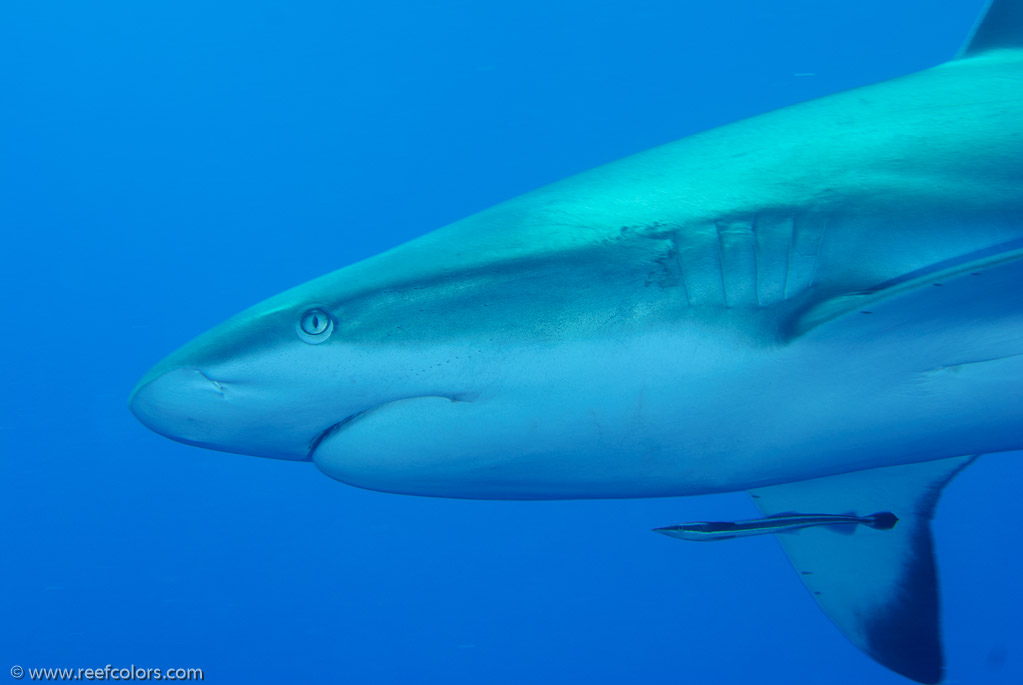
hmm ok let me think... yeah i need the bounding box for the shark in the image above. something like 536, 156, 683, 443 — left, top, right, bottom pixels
129, 1, 1023, 682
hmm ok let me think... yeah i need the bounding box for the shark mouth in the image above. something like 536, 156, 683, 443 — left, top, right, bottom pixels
306, 392, 477, 460
307, 411, 367, 459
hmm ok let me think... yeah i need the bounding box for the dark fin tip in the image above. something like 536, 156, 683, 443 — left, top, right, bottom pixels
863, 529, 943, 684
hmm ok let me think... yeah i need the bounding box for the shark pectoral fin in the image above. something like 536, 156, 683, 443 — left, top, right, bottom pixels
789, 244, 1023, 341
959, 0, 1023, 58
748, 456, 976, 684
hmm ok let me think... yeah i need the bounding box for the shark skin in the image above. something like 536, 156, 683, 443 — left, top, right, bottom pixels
129, 1, 1023, 682
130, 30, 1023, 499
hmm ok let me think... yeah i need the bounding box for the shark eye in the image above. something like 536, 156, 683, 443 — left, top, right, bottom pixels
297, 309, 333, 344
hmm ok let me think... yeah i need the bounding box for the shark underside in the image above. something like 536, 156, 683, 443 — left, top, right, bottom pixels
129, 1, 1023, 682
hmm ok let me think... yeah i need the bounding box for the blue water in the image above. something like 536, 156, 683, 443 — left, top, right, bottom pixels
2, 1, 1021, 683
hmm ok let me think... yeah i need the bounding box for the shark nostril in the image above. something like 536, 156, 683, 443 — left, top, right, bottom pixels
192, 369, 226, 397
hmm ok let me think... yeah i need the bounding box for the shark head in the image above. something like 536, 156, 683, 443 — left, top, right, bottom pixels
129, 291, 349, 463
128, 201, 677, 484
128, 230, 502, 465
130, 179, 745, 502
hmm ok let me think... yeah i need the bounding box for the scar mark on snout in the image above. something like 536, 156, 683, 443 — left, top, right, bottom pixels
195, 369, 225, 397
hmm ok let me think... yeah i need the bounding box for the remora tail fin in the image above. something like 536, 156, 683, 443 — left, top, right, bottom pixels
749, 456, 976, 684
959, 0, 1023, 57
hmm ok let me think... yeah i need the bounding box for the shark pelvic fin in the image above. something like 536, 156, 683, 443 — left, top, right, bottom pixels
959, 0, 1023, 58
748, 456, 977, 684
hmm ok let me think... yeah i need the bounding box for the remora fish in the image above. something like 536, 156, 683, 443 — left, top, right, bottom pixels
653, 511, 899, 541
129, 1, 1023, 683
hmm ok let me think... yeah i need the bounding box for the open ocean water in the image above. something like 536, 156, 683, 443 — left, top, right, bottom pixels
2, 1, 1021, 683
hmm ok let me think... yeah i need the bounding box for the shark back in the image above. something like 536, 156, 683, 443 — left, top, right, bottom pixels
285, 8, 1023, 342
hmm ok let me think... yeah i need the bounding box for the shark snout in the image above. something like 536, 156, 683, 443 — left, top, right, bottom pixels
129, 364, 318, 461
129, 367, 230, 446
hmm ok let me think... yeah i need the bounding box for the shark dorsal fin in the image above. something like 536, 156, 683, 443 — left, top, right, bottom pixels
959, 0, 1023, 57
749, 456, 976, 684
